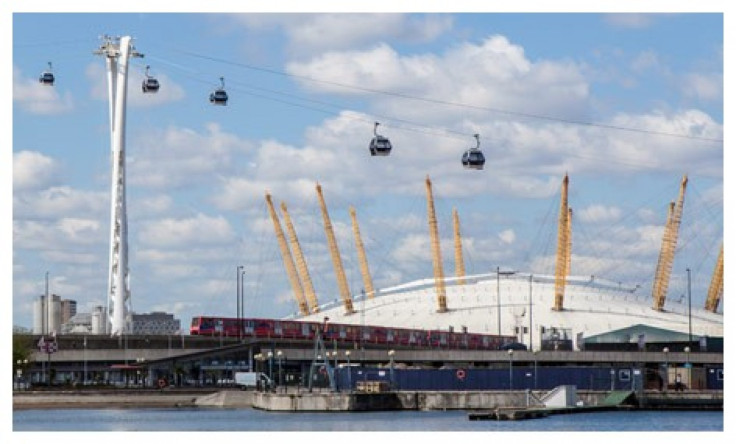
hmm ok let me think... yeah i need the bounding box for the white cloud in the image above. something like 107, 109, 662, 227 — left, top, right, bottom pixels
13, 66, 74, 114
13, 218, 105, 250
13, 186, 107, 220
681, 72, 722, 102
287, 35, 590, 122
13, 151, 61, 191
578, 205, 622, 224
57, 218, 103, 244
498, 229, 516, 244
128, 123, 253, 189
230, 13, 452, 55
138, 213, 236, 248
603, 14, 657, 29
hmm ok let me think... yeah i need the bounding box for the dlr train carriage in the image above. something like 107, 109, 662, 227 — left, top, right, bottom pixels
190, 316, 516, 351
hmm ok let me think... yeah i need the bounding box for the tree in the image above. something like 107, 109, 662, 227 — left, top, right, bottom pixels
13, 334, 33, 369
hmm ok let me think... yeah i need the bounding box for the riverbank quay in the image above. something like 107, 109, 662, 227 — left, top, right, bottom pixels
13, 388, 217, 410
15, 388, 722, 412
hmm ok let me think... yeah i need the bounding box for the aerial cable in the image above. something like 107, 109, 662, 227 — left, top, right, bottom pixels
150, 50, 725, 173
170, 48, 723, 144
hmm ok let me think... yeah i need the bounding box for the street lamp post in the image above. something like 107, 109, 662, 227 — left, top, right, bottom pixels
345, 350, 352, 392
240, 269, 246, 339
496, 266, 501, 336
684, 346, 691, 390
508, 349, 514, 390
236, 265, 243, 339
533, 350, 539, 390
267, 351, 273, 390
276, 350, 283, 392
388, 350, 395, 390
686, 267, 692, 347
83, 335, 87, 386
663, 347, 670, 392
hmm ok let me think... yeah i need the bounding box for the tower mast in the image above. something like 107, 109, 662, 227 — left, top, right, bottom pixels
426, 176, 448, 313
349, 206, 375, 299
453, 208, 466, 285
652, 175, 688, 311
265, 192, 309, 316
566, 208, 573, 276
553, 174, 569, 311
705, 244, 724, 312
94, 36, 141, 336
280, 201, 320, 313
315, 183, 355, 315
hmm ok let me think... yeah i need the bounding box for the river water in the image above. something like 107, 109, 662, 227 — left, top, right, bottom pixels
13, 408, 722, 432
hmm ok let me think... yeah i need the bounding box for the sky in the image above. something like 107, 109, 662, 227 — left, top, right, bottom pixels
9, 8, 726, 332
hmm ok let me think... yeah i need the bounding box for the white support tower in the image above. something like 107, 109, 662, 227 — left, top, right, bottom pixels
94, 36, 142, 336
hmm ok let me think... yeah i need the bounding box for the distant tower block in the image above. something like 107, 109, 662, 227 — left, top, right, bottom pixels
94, 36, 142, 335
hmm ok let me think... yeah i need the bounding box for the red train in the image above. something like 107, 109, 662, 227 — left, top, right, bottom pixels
190, 316, 516, 350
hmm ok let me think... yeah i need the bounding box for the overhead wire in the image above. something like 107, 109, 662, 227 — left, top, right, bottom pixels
169, 47, 723, 144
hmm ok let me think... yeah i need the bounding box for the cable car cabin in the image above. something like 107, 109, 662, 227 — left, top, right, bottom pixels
461, 150, 485, 170
210, 89, 228, 105
39, 62, 54, 86
142, 77, 160, 93
369, 135, 392, 156
369, 121, 392, 156
39, 72, 54, 86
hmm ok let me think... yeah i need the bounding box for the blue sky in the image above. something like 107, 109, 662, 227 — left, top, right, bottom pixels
9, 10, 725, 331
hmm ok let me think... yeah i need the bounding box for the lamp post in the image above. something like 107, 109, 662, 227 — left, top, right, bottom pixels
267, 351, 273, 389
496, 266, 501, 336
508, 349, 514, 390
533, 350, 539, 390
663, 347, 669, 392
684, 346, 691, 390
240, 268, 246, 339
686, 267, 692, 347
236, 265, 243, 338
345, 350, 352, 392
83, 335, 87, 386
16, 359, 28, 390
529, 274, 533, 351
276, 350, 283, 392
388, 350, 395, 390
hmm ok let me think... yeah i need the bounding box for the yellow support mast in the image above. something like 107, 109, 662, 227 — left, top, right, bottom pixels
426, 175, 448, 313
315, 183, 355, 315
265, 192, 309, 316
652, 175, 688, 311
280, 201, 320, 313
705, 244, 724, 312
453, 208, 466, 285
349, 206, 376, 299
652, 202, 675, 310
553, 174, 569, 311
566, 208, 573, 276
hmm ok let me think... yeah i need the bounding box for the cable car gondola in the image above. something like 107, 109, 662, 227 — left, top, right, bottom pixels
461, 134, 485, 170
38, 62, 54, 86
369, 121, 392, 156
209, 76, 228, 106
141, 65, 160, 93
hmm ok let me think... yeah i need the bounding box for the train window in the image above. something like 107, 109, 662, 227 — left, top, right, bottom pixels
387, 330, 394, 342
618, 369, 631, 382
717, 369, 723, 381
274, 321, 282, 335
302, 323, 311, 337
190, 318, 199, 327
339, 326, 346, 339
363, 328, 370, 340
